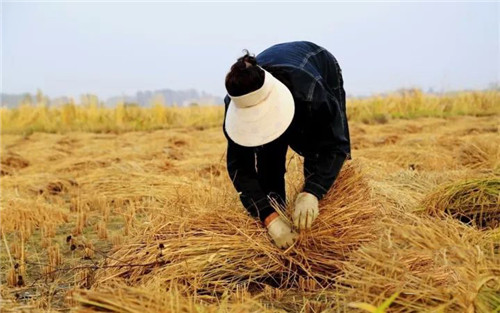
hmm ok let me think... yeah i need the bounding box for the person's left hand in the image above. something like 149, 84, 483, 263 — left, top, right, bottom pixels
292, 192, 319, 230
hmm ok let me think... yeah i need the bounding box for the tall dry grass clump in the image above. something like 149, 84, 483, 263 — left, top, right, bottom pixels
422, 177, 500, 229
93, 161, 379, 293
0, 197, 69, 239
348, 89, 500, 124
0, 102, 225, 135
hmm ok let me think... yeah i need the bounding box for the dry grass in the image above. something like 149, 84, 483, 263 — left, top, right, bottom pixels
1, 111, 499, 312
71, 281, 276, 313
455, 135, 500, 170
348, 89, 499, 124
337, 211, 499, 312
93, 162, 378, 293
0, 102, 225, 135
71, 278, 337, 313
1, 89, 498, 135
422, 177, 500, 229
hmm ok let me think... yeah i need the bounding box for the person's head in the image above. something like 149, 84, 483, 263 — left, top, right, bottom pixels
223, 50, 295, 147
225, 50, 265, 97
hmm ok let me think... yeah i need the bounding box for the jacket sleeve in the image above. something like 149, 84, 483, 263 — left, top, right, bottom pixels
223, 96, 275, 222
303, 150, 346, 200
302, 82, 349, 200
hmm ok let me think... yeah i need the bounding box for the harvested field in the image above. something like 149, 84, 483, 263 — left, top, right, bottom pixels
1, 114, 499, 312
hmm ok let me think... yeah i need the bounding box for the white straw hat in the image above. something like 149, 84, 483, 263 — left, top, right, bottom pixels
224, 67, 295, 147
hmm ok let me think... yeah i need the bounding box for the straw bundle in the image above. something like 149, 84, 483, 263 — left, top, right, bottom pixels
336, 211, 499, 313
94, 161, 378, 293
456, 135, 500, 170
422, 177, 500, 229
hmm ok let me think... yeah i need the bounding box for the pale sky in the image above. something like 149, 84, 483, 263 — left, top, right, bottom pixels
2, 1, 499, 99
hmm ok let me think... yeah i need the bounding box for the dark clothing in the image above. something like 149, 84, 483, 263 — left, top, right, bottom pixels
223, 41, 351, 222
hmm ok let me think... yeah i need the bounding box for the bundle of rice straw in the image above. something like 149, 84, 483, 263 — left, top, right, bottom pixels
335, 211, 499, 313
94, 161, 379, 293
456, 135, 500, 170
72, 277, 342, 313
71, 280, 280, 313
422, 177, 500, 229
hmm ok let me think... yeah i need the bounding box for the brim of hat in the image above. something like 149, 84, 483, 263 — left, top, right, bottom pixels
224, 75, 295, 147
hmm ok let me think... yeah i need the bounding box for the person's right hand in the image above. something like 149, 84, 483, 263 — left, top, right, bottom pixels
292, 192, 319, 230
266, 215, 298, 249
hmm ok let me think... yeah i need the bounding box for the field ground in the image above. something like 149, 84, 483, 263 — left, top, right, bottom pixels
1, 114, 499, 312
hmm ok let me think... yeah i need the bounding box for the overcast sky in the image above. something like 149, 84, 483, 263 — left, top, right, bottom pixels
2, 1, 499, 99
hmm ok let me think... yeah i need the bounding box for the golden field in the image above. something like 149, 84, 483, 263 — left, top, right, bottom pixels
0, 90, 499, 312
1, 89, 498, 135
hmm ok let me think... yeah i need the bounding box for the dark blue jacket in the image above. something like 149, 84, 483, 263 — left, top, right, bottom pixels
223, 41, 351, 221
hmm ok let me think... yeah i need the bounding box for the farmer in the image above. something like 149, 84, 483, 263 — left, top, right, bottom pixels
223, 41, 351, 249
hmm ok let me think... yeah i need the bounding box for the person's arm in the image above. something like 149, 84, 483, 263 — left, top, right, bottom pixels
222, 95, 275, 223
303, 151, 346, 200
226, 141, 276, 222
302, 81, 350, 200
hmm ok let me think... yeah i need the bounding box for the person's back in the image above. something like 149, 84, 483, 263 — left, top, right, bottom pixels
257, 41, 342, 105
251, 41, 350, 158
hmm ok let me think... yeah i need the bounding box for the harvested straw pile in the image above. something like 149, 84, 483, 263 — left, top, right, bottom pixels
422, 177, 500, 229
456, 135, 500, 170
336, 211, 499, 313
0, 152, 29, 176
72, 277, 343, 313
72, 279, 283, 313
93, 161, 379, 293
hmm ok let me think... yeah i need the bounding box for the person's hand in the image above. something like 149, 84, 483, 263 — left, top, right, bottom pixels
293, 192, 319, 230
266, 215, 298, 249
